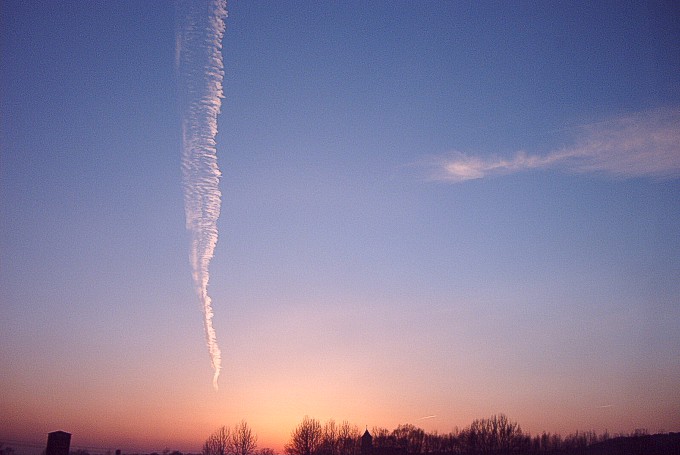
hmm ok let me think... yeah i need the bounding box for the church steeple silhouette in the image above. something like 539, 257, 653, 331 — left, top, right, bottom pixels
361, 428, 373, 455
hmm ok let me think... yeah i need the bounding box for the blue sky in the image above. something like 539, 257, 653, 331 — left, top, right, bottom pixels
2, 0, 679, 450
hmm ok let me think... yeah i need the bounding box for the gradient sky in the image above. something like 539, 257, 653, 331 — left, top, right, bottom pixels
2, 1, 679, 453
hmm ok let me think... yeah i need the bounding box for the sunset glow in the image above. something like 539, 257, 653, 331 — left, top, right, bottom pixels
1, 1, 679, 454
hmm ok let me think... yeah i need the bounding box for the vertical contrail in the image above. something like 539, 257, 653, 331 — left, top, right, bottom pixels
176, 0, 227, 390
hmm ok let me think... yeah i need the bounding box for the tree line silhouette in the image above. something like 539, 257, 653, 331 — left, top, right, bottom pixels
3, 415, 675, 455
200, 415, 678, 455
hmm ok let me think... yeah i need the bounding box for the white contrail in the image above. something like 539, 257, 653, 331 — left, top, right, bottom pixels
176, 0, 227, 391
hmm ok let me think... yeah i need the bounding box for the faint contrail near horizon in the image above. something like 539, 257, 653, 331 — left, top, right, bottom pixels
176, 0, 227, 390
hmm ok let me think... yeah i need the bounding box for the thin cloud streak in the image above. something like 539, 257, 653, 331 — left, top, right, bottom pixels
431, 108, 680, 182
176, 0, 227, 391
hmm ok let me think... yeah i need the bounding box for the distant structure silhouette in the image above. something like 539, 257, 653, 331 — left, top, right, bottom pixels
46, 431, 71, 455
361, 430, 373, 455
361, 430, 405, 455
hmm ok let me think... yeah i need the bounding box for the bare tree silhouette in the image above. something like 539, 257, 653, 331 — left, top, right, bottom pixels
203, 426, 231, 455
462, 414, 527, 454
320, 420, 339, 455
338, 421, 360, 455
286, 416, 323, 455
231, 421, 258, 455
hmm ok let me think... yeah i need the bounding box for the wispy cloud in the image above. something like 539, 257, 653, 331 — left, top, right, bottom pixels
418, 415, 437, 420
430, 108, 680, 182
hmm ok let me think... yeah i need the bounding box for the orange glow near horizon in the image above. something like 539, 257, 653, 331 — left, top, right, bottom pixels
3, 358, 679, 455
3, 308, 680, 454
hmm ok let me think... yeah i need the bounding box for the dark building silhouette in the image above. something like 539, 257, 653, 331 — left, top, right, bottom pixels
361, 430, 406, 455
361, 430, 373, 455
46, 431, 71, 455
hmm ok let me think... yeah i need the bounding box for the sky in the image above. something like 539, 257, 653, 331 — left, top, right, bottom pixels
1, 0, 679, 453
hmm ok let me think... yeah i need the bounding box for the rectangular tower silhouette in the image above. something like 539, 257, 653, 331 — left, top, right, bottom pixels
46, 431, 71, 455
